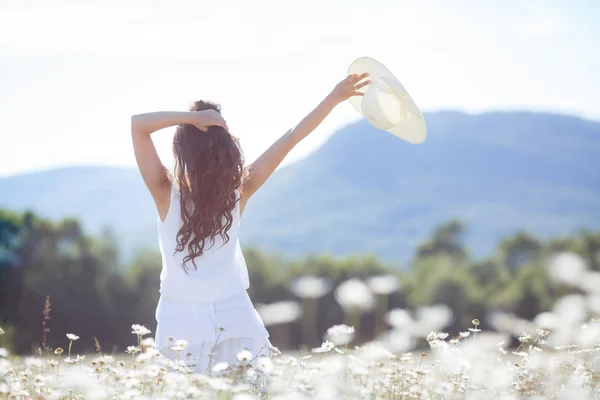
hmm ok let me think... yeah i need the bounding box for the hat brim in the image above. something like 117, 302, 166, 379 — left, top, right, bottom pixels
347, 57, 427, 144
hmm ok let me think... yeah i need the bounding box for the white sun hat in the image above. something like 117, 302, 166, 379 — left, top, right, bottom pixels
347, 57, 427, 144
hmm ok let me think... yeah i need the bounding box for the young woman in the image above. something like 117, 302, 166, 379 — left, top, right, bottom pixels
131, 73, 370, 372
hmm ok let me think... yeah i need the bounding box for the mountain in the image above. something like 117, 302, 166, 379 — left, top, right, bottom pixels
0, 166, 157, 253
1, 111, 599, 262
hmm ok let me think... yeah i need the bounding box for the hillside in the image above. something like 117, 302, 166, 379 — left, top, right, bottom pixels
1, 111, 599, 262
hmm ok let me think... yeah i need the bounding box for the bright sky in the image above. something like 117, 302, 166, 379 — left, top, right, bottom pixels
1, 0, 599, 177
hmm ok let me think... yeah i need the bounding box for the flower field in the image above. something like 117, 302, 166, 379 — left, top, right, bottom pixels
1, 251, 600, 399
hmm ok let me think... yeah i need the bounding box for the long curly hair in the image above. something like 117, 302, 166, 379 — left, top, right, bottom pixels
172, 100, 246, 272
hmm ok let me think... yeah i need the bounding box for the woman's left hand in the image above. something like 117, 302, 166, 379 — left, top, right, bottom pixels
327, 73, 371, 105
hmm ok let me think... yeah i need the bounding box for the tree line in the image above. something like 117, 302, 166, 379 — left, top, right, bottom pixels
1, 209, 599, 354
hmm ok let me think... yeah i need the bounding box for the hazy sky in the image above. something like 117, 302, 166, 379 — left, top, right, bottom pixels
1, 0, 599, 177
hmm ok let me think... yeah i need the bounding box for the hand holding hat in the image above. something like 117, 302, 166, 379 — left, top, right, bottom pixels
346, 57, 427, 144
327, 73, 371, 105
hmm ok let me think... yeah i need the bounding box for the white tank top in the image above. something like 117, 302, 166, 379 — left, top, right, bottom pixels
157, 186, 250, 303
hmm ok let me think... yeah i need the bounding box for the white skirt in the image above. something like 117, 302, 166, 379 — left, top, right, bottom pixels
155, 290, 272, 374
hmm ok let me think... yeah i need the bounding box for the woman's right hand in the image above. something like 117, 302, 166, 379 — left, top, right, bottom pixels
192, 109, 228, 132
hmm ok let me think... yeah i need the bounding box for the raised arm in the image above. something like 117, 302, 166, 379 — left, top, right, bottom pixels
131, 110, 227, 220
240, 73, 370, 212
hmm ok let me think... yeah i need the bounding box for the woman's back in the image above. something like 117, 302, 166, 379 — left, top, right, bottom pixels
157, 187, 249, 303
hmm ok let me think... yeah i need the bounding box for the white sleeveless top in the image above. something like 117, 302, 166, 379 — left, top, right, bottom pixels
157, 186, 250, 303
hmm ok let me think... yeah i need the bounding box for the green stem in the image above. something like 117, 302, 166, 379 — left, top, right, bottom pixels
205, 330, 223, 375
375, 294, 389, 337
346, 310, 361, 346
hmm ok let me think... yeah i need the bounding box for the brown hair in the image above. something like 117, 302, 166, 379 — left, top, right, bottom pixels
172, 100, 246, 272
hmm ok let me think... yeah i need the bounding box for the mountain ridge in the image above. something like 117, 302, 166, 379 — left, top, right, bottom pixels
1, 110, 599, 263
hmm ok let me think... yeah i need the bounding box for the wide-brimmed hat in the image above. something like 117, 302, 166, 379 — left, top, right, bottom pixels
347, 57, 427, 144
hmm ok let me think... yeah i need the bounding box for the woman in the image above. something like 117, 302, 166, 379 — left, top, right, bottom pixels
131, 72, 370, 372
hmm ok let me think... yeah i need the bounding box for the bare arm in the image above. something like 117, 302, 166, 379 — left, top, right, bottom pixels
131, 110, 227, 220
240, 73, 370, 212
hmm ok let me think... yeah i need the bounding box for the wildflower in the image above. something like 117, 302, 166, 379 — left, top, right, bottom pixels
553, 294, 587, 326
468, 327, 482, 333
388, 329, 415, 353
512, 351, 528, 358
171, 340, 188, 352
533, 311, 559, 331
212, 362, 229, 373
256, 357, 273, 374
326, 324, 355, 346
577, 323, 600, 347
126, 346, 140, 354
65, 333, 80, 359
256, 301, 302, 326
141, 337, 156, 347
131, 324, 151, 336
289, 275, 332, 299
93, 355, 114, 364
414, 305, 453, 335
335, 279, 375, 312
428, 340, 449, 349
536, 328, 551, 337
327, 324, 355, 336
366, 274, 399, 295
518, 333, 531, 343
385, 309, 414, 328
549, 252, 587, 286
459, 331, 471, 338
588, 293, 600, 315
237, 349, 253, 364
426, 332, 449, 342
312, 341, 336, 353
137, 348, 158, 363
54, 347, 64, 355
64, 355, 86, 365
579, 271, 600, 294
488, 311, 518, 333
554, 344, 577, 351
